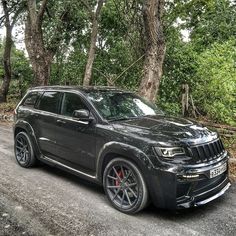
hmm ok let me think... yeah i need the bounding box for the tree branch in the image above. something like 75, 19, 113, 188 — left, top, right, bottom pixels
95, 0, 105, 19
46, 9, 70, 58
37, 0, 49, 24
80, 0, 93, 14
113, 54, 145, 83
0, 0, 22, 26
10, 3, 25, 29
93, 67, 112, 83
45, 6, 52, 18
0, 15, 5, 26
1, 0, 10, 29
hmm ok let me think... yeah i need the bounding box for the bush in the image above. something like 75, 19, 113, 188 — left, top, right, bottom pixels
193, 40, 236, 125
159, 102, 181, 116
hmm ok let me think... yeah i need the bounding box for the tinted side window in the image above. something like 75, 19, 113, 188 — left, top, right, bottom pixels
61, 93, 87, 116
23, 92, 39, 108
38, 92, 62, 114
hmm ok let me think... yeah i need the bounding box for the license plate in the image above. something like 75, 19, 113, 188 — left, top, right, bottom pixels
210, 163, 227, 178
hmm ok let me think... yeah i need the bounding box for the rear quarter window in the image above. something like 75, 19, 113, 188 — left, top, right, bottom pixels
22, 92, 40, 108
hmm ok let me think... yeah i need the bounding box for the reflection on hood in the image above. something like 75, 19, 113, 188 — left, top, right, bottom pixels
112, 115, 218, 145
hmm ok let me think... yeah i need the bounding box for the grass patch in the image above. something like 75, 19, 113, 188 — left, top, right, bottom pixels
0, 101, 17, 115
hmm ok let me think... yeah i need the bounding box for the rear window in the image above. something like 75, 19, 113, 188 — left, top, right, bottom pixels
22, 92, 39, 108
38, 91, 62, 114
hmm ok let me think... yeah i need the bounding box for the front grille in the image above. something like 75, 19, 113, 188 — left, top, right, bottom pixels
190, 139, 225, 163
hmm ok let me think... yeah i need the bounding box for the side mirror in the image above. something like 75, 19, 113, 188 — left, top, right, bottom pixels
72, 109, 94, 122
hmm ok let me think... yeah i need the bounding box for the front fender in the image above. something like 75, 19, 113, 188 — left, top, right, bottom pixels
96, 141, 154, 182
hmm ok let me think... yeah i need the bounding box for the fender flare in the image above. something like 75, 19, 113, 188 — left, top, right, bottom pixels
96, 141, 154, 182
14, 120, 41, 157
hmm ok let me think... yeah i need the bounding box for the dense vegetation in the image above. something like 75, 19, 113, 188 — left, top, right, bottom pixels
0, 0, 235, 125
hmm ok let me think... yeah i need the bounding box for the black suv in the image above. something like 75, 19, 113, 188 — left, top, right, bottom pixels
13, 86, 231, 214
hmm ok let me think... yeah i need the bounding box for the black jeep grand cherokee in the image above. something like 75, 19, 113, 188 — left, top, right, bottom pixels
13, 86, 231, 214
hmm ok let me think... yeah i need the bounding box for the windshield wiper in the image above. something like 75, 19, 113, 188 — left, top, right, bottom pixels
108, 116, 139, 122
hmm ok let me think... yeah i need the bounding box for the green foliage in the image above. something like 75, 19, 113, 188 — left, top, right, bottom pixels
159, 102, 182, 116
1, 0, 236, 126
173, 0, 236, 50
189, 0, 236, 49
193, 40, 236, 124
0, 41, 33, 99
50, 0, 143, 91
42, 0, 89, 52
159, 0, 236, 124
160, 41, 197, 101
50, 47, 86, 85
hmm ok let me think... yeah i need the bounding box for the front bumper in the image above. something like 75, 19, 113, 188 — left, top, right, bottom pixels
176, 174, 231, 209
147, 154, 231, 210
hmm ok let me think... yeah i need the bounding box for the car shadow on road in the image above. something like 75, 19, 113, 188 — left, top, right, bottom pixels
36, 162, 230, 221
37, 162, 104, 193
143, 198, 223, 219
138, 191, 231, 223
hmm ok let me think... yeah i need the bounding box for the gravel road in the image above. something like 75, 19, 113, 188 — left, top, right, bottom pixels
0, 123, 235, 236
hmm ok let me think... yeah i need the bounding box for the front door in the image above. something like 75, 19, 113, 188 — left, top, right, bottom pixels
52, 92, 97, 172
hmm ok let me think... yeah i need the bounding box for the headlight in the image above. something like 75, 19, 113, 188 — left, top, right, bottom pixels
154, 147, 185, 158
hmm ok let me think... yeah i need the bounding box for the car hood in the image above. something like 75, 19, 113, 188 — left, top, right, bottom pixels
111, 116, 218, 145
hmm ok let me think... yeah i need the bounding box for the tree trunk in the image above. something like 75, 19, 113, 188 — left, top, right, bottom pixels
24, 0, 52, 86
139, 0, 166, 102
181, 83, 189, 116
0, 0, 13, 103
83, 19, 99, 86
25, 0, 73, 86
25, 15, 52, 86
83, 0, 104, 86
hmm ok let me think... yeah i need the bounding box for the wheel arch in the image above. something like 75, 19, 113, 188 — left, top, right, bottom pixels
14, 120, 41, 157
96, 142, 154, 183
14, 126, 27, 137
14, 120, 33, 136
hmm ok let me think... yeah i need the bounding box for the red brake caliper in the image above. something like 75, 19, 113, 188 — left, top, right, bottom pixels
115, 170, 124, 186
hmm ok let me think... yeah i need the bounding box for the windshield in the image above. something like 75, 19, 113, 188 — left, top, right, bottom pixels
87, 91, 164, 121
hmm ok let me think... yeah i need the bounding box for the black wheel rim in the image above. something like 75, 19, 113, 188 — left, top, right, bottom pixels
15, 135, 30, 165
105, 164, 140, 210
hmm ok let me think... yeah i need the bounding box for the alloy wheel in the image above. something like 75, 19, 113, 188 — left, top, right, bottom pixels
15, 133, 31, 166
105, 163, 140, 210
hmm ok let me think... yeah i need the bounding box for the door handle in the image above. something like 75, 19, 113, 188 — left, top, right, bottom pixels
56, 119, 66, 124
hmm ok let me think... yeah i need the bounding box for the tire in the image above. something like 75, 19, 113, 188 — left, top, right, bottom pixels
14, 131, 37, 168
103, 157, 148, 214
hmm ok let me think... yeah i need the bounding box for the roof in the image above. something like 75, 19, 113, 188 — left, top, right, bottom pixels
29, 86, 128, 94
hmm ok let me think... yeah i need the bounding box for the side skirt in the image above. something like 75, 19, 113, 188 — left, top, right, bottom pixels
39, 154, 100, 184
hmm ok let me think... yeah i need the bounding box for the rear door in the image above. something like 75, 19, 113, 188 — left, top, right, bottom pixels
34, 91, 63, 158
17, 91, 42, 123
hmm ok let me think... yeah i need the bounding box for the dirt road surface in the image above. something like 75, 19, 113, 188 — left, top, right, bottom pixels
0, 123, 235, 236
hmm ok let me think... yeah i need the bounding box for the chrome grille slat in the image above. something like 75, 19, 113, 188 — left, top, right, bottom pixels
213, 141, 220, 154
208, 144, 215, 158
219, 139, 224, 150
213, 141, 219, 156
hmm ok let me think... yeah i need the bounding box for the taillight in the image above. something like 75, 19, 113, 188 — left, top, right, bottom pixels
13, 108, 18, 122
